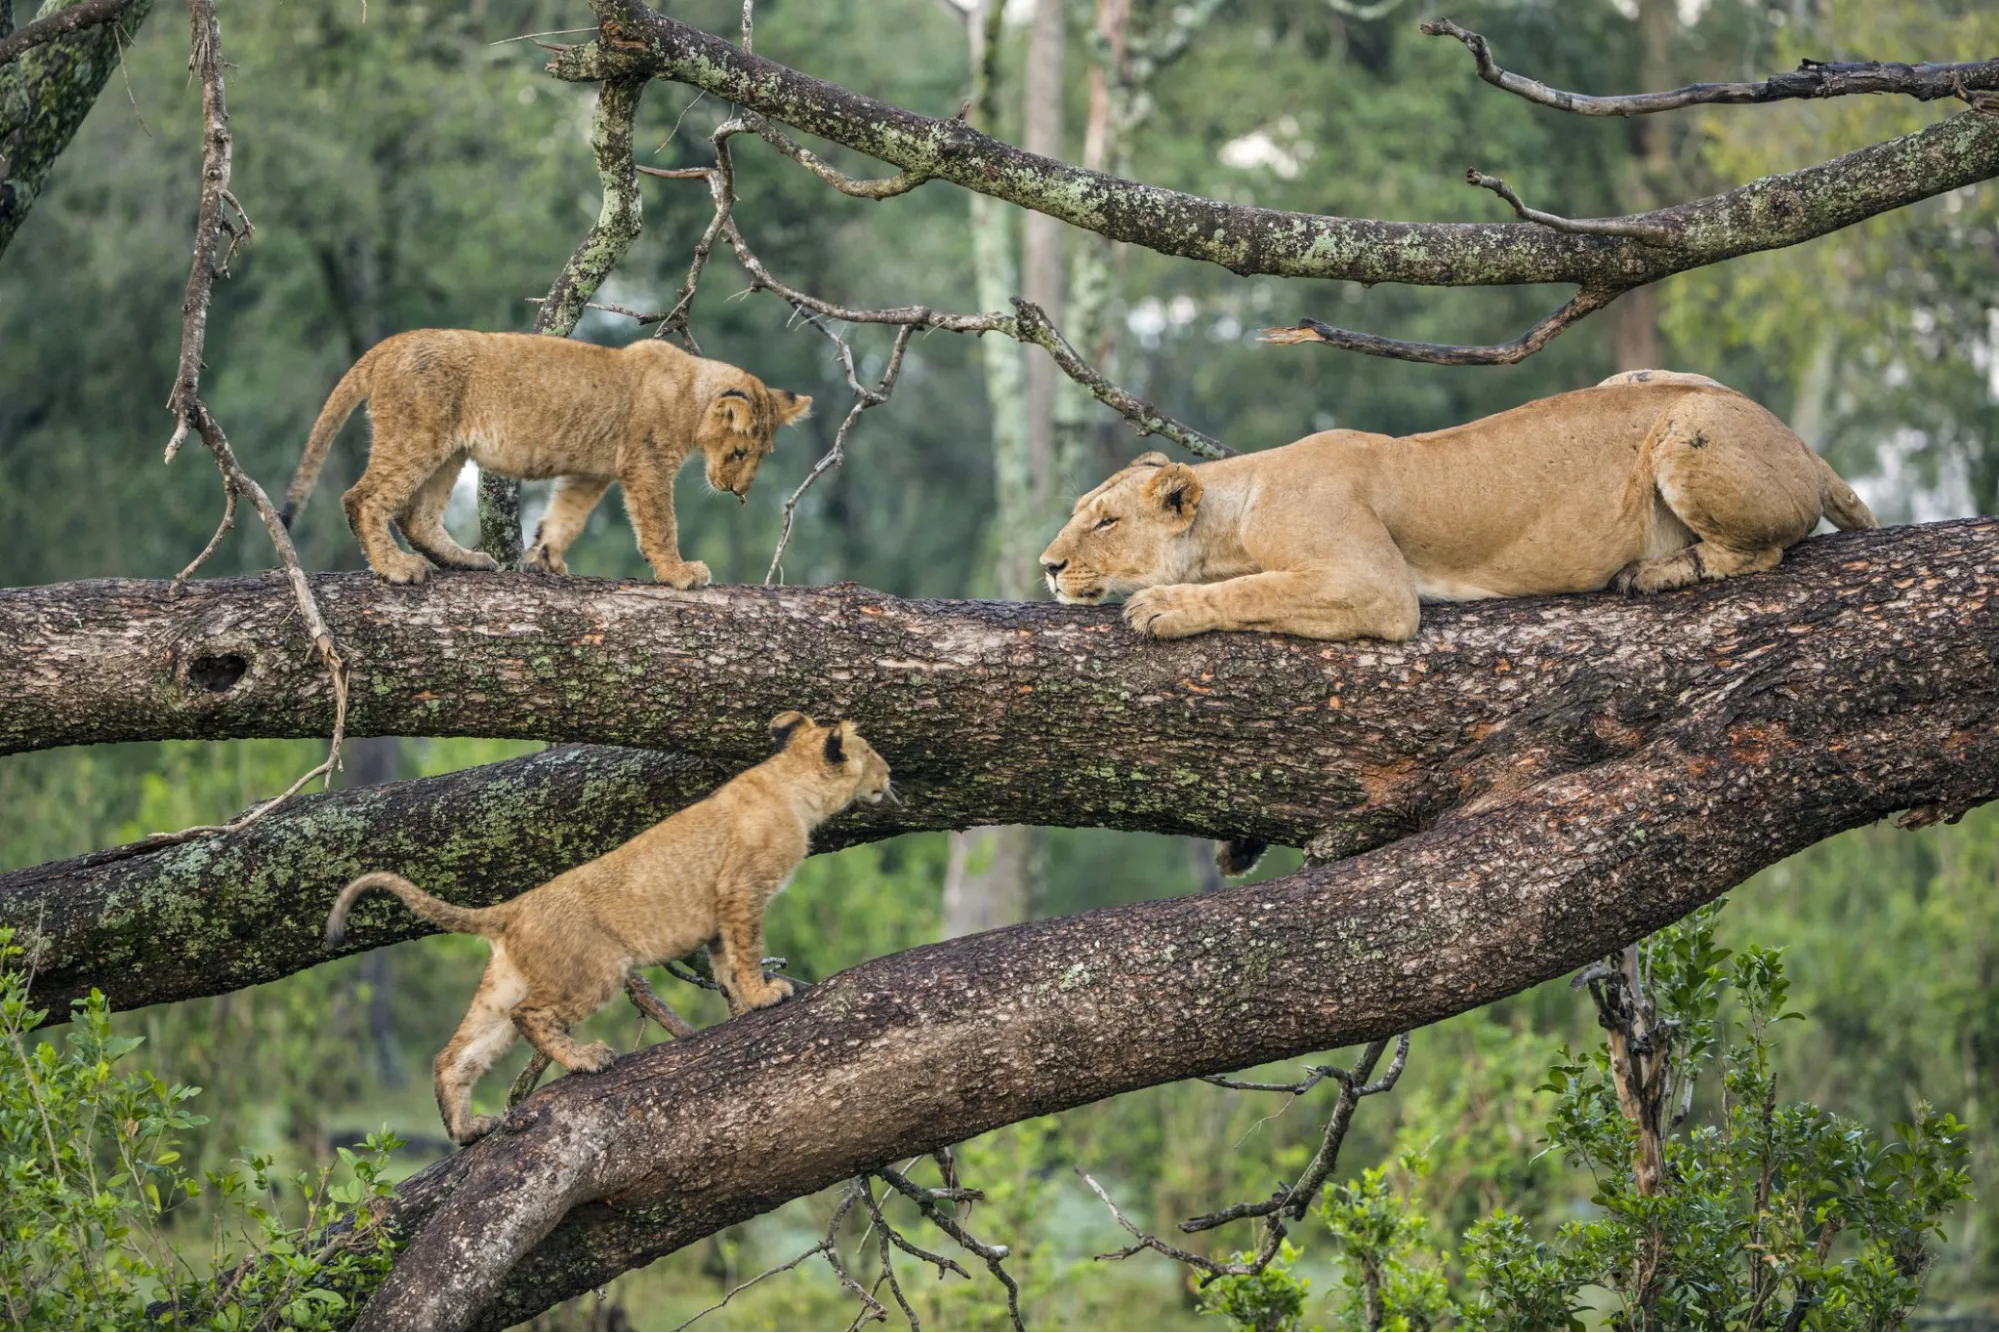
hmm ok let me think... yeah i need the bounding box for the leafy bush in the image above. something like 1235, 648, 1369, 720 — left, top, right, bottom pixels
0, 929, 402, 1330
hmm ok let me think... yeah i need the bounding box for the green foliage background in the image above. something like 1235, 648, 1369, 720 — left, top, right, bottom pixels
2, 0, 1996, 1327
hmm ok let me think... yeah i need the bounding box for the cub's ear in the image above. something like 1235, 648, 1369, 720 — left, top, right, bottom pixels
823, 723, 847, 765
769, 710, 810, 747
1141, 461, 1203, 526
1130, 451, 1171, 469
710, 387, 755, 432
773, 389, 813, 427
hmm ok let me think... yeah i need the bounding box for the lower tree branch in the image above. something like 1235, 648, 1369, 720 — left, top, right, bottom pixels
349, 598, 1997, 1325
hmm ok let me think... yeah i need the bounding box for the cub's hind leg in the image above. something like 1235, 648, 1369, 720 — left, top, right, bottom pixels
510, 1005, 616, 1075
400, 451, 500, 571
1613, 394, 1823, 596
433, 960, 526, 1145
525, 474, 613, 576
343, 423, 456, 584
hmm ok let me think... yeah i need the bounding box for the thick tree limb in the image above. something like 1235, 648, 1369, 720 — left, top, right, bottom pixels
1420, 18, 1999, 117
0, 0, 155, 257
5, 521, 1997, 1022
547, 3, 1999, 291
340, 527, 1997, 1324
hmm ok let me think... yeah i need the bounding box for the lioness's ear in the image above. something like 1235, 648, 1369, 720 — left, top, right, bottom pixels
710, 387, 755, 432
769, 710, 809, 746
823, 724, 846, 765
1142, 461, 1203, 524
1130, 451, 1171, 469
773, 389, 813, 427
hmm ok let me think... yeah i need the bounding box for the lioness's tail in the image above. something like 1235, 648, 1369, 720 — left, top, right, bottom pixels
281, 346, 383, 529
1811, 453, 1877, 532
323, 872, 503, 946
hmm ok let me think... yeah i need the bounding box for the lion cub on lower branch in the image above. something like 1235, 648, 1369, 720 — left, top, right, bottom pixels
281, 329, 811, 587
323, 712, 888, 1145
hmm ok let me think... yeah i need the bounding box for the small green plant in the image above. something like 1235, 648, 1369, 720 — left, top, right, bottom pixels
1198, 1239, 1311, 1333
1320, 1152, 1454, 1331
0, 928, 403, 1330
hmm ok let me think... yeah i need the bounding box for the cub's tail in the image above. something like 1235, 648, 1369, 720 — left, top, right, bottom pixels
323, 872, 503, 946
281, 344, 383, 529
1811, 453, 1878, 532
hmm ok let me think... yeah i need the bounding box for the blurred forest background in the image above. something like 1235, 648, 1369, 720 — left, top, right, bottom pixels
2, 0, 1997, 1327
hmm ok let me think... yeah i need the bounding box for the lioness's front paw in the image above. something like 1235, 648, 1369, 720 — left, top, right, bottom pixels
654, 559, 712, 590
1123, 585, 1212, 639
524, 544, 569, 576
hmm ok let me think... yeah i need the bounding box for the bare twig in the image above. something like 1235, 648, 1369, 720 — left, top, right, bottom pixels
0, 0, 137, 65
676, 1179, 884, 1331
766, 320, 914, 585
1260, 288, 1619, 366
155, 0, 347, 852
875, 1164, 1024, 1331
1465, 169, 1676, 244
735, 111, 931, 201
1421, 17, 1999, 115
1010, 297, 1230, 458
1083, 1035, 1411, 1285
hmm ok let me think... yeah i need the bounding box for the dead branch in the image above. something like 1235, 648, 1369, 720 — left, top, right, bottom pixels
1259, 287, 1618, 366
1420, 17, 1999, 117
155, 0, 348, 852
1464, 169, 1677, 244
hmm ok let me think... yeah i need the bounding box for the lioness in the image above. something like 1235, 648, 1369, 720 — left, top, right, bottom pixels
281, 329, 812, 587
323, 711, 889, 1145
1040, 371, 1875, 642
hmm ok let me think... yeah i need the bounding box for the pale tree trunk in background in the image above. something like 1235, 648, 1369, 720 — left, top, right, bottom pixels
1019, 0, 1065, 526
1613, 0, 1677, 372
1789, 336, 1836, 448
946, 0, 1043, 938
343, 736, 408, 1087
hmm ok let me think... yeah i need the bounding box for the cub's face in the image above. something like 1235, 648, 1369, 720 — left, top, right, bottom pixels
768, 712, 893, 806
699, 380, 813, 499
1038, 453, 1205, 604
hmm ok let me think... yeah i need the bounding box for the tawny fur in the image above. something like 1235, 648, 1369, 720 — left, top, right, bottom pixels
322, 712, 889, 1146
282, 329, 812, 588
1038, 371, 1876, 642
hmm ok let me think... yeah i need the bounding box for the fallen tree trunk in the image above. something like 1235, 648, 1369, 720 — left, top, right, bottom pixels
356, 561, 1999, 1324
4, 520, 1995, 1020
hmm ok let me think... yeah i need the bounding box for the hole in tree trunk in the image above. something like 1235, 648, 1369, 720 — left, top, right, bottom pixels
187, 653, 248, 692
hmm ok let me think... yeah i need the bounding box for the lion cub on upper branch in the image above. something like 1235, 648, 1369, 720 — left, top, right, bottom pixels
1039, 370, 1876, 642
281, 329, 812, 587
323, 711, 889, 1146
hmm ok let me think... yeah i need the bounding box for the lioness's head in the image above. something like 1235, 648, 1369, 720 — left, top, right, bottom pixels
769, 710, 892, 806
1038, 452, 1204, 604
697, 374, 813, 500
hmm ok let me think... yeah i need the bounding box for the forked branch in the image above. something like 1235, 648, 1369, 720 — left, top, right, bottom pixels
1260, 288, 1618, 366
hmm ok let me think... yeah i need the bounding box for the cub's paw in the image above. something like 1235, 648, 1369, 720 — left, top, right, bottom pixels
523, 544, 569, 576
453, 1113, 501, 1146
654, 559, 712, 590
1123, 584, 1212, 639
745, 977, 795, 1011
454, 550, 502, 572
374, 551, 435, 585
571, 1041, 618, 1074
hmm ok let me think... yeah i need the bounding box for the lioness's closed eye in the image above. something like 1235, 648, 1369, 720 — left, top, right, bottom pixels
1038, 372, 1874, 643
280, 329, 812, 588
322, 710, 890, 1146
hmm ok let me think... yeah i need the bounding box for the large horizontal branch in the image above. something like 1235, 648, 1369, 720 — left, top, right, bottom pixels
349, 536, 1999, 1325
1421, 18, 1999, 117
547, 3, 1999, 289
4, 521, 1997, 1021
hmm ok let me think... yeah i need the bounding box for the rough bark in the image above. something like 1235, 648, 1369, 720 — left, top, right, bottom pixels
349, 526, 1998, 1325
549, 3, 1999, 290
6, 520, 1997, 1020
0, 0, 154, 257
